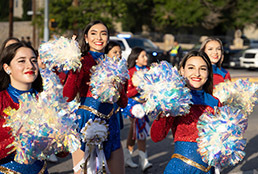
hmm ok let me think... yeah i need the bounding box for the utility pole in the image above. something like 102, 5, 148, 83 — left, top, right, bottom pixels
32, 0, 36, 47
72, 0, 78, 36
9, 0, 13, 37
44, 0, 49, 42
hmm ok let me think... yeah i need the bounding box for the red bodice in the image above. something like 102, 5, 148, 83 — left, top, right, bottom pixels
63, 52, 128, 108
127, 66, 150, 98
0, 90, 19, 160
151, 105, 217, 143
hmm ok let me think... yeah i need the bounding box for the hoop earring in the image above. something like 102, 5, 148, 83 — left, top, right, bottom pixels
86, 40, 88, 44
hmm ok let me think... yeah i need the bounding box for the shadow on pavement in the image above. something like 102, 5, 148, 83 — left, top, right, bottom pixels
222, 135, 258, 174
121, 119, 174, 174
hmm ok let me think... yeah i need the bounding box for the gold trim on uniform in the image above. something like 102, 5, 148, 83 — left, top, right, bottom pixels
171, 153, 211, 172
79, 105, 114, 119
131, 97, 145, 103
115, 107, 121, 114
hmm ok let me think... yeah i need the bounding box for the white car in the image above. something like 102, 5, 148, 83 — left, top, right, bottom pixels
239, 48, 258, 69
110, 36, 132, 60
110, 35, 168, 64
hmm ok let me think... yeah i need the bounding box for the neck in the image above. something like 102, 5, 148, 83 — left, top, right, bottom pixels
10, 82, 32, 91
136, 63, 143, 67
89, 49, 104, 53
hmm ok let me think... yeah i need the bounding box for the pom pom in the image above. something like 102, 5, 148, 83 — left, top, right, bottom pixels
90, 57, 129, 103
80, 119, 109, 173
132, 61, 192, 117
39, 36, 82, 72
131, 104, 145, 119
3, 71, 80, 164
80, 118, 108, 146
214, 79, 258, 115
197, 106, 247, 168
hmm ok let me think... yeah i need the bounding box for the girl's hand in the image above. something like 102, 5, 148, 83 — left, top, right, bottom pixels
155, 111, 167, 120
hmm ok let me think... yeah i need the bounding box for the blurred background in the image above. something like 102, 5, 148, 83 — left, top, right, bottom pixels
1, 0, 258, 69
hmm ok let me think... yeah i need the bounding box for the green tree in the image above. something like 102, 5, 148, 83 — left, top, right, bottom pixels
153, 0, 207, 32
0, 1, 10, 21
47, 0, 127, 35
22, 0, 32, 20
232, 0, 258, 29
119, 0, 154, 33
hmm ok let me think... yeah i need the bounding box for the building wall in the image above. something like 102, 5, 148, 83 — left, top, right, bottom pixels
13, 0, 23, 18
0, 21, 37, 47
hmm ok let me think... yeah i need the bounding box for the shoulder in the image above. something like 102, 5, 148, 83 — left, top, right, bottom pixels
220, 67, 229, 74
205, 92, 220, 108
0, 90, 17, 115
128, 67, 137, 72
128, 67, 137, 75
0, 90, 9, 99
81, 53, 96, 71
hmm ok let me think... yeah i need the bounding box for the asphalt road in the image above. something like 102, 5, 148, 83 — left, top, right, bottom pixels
47, 68, 258, 174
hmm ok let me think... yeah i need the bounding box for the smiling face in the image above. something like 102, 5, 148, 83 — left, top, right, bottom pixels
85, 23, 108, 53
107, 46, 122, 59
204, 40, 222, 64
180, 56, 208, 90
136, 50, 148, 67
3, 47, 39, 90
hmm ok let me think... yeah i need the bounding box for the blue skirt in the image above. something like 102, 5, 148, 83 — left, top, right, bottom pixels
77, 97, 121, 160
164, 141, 214, 174
0, 153, 48, 174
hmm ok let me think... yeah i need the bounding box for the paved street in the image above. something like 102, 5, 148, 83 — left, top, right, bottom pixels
47, 68, 258, 174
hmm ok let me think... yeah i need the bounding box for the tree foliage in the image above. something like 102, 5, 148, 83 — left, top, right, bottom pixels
22, 0, 32, 20
0, 1, 10, 21
24, 0, 258, 36
47, 0, 127, 35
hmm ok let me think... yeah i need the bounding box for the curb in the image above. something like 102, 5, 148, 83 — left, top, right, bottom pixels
229, 169, 258, 174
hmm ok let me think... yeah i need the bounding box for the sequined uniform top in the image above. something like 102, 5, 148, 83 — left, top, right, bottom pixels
63, 52, 128, 107
63, 52, 128, 159
0, 85, 47, 174
151, 90, 221, 174
212, 64, 231, 86
151, 90, 221, 143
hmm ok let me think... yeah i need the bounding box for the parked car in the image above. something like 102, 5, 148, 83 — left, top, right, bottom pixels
249, 39, 258, 48
110, 35, 168, 65
239, 48, 258, 69
228, 49, 245, 69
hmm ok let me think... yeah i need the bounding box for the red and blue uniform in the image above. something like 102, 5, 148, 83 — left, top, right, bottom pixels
212, 64, 231, 86
63, 52, 128, 160
122, 65, 150, 140
151, 90, 221, 174
0, 85, 47, 174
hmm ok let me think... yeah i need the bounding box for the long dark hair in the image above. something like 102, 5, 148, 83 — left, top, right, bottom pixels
199, 37, 224, 68
127, 47, 145, 69
0, 42, 43, 92
80, 20, 110, 57
179, 50, 213, 94
0, 37, 20, 55
105, 40, 121, 54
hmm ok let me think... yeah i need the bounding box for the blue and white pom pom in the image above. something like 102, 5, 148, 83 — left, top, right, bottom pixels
197, 106, 247, 168
90, 56, 129, 103
39, 36, 82, 72
132, 61, 192, 117
214, 79, 258, 115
